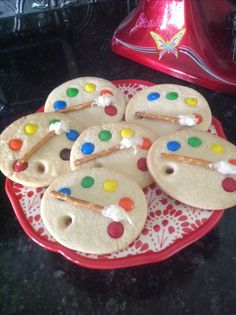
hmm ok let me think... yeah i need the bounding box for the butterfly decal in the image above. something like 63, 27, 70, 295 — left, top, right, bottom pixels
150, 28, 186, 60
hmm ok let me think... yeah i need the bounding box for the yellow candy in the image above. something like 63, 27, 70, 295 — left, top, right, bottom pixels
185, 97, 198, 107
120, 128, 135, 138
24, 123, 38, 135
84, 83, 96, 93
211, 143, 224, 154
103, 179, 118, 192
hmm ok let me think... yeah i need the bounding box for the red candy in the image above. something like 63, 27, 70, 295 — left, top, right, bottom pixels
104, 105, 117, 116
12, 160, 28, 172
137, 157, 148, 172
222, 177, 236, 192
107, 222, 124, 238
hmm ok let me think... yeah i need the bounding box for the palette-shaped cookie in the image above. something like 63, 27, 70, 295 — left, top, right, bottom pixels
41, 167, 148, 254
147, 129, 236, 210
70, 122, 156, 188
0, 112, 84, 187
125, 84, 212, 136
44, 77, 126, 128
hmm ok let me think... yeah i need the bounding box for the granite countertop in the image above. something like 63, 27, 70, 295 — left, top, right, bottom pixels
1, 2, 236, 315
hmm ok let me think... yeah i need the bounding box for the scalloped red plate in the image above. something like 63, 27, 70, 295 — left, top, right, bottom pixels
5, 79, 224, 269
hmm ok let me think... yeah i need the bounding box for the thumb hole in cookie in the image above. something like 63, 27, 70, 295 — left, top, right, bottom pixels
36, 162, 46, 173
59, 216, 73, 229
163, 164, 175, 175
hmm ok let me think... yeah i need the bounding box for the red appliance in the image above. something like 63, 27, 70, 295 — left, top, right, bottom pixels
111, 0, 236, 94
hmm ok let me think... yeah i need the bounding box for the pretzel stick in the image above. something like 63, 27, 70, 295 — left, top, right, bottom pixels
56, 101, 92, 113
17, 131, 55, 165
50, 190, 103, 211
50, 190, 133, 223
136, 111, 201, 126
74, 143, 122, 166
136, 111, 179, 122
161, 152, 211, 169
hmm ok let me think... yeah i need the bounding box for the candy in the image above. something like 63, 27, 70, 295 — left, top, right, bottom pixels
99, 130, 112, 141
166, 91, 178, 100
167, 141, 181, 151
107, 222, 124, 238
120, 127, 135, 138
119, 197, 134, 212
49, 119, 60, 125
84, 83, 96, 93
8, 139, 23, 151
53, 100, 67, 110
66, 130, 79, 141
13, 160, 28, 172
81, 142, 95, 155
58, 187, 71, 196
147, 92, 160, 101
101, 89, 113, 96
140, 137, 152, 150
67, 87, 79, 97
60, 148, 71, 160
185, 97, 198, 107
103, 179, 118, 192
211, 143, 225, 154
104, 105, 117, 116
24, 123, 38, 135
81, 176, 95, 188
222, 177, 236, 192
187, 136, 202, 147
137, 157, 148, 172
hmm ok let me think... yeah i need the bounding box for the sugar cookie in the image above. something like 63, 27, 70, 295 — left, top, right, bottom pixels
0, 112, 84, 187
125, 84, 212, 136
147, 129, 236, 209
70, 122, 156, 188
41, 167, 148, 254
44, 77, 126, 128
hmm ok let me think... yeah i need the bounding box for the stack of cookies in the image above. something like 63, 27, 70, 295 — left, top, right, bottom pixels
1, 77, 236, 255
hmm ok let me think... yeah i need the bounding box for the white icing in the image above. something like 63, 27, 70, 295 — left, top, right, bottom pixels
49, 120, 70, 135
120, 137, 143, 154
91, 95, 113, 108
209, 161, 236, 175
177, 114, 198, 126
102, 205, 133, 224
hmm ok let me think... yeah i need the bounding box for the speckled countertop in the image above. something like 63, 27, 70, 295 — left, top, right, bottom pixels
1, 2, 236, 315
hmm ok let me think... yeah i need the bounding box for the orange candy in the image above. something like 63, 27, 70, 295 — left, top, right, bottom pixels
119, 197, 134, 212
8, 139, 23, 151
100, 89, 113, 96
229, 159, 236, 165
194, 113, 203, 124
140, 137, 152, 150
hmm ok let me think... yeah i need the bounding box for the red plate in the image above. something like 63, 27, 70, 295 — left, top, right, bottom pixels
5, 79, 225, 269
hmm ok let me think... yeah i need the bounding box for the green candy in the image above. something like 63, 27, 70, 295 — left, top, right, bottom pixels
49, 119, 60, 125
187, 136, 202, 147
99, 130, 112, 141
166, 91, 178, 100
67, 87, 79, 97
81, 176, 95, 188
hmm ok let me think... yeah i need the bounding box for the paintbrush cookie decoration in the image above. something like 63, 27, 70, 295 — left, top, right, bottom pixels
70, 122, 156, 188
44, 77, 126, 128
0, 112, 84, 187
41, 167, 148, 254
125, 84, 212, 136
147, 129, 236, 210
